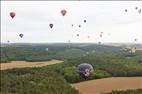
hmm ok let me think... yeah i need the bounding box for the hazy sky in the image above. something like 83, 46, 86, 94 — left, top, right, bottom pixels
1, 1, 142, 43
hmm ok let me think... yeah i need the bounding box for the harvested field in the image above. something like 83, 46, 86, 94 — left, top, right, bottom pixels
71, 77, 142, 94
0, 59, 63, 70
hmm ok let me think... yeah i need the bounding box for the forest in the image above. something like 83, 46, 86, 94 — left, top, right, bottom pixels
1, 43, 142, 94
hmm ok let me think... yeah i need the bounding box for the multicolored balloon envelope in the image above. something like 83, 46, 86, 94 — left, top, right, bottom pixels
77, 63, 94, 79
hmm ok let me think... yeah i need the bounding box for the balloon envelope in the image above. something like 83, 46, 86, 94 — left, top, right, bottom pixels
78, 63, 94, 78
125, 9, 128, 12
45, 48, 49, 52
61, 9, 67, 16
10, 12, 16, 18
19, 34, 23, 38
49, 24, 53, 29
31, 44, 37, 49
138, 9, 141, 14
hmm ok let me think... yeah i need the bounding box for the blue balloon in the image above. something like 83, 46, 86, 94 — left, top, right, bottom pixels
45, 48, 49, 52
31, 44, 37, 48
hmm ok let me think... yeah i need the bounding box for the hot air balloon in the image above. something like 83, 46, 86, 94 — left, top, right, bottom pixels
61, 9, 67, 16
19, 34, 23, 38
77, 63, 94, 79
135, 7, 138, 10
31, 44, 37, 49
138, 9, 141, 14
49, 24, 53, 29
7, 40, 10, 43
125, 9, 128, 12
84, 20, 86, 23
77, 34, 79, 37
45, 48, 49, 52
10, 12, 16, 19
134, 38, 137, 42
87, 36, 90, 39
98, 41, 101, 45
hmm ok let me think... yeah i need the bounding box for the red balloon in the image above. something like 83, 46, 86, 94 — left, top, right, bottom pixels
49, 24, 53, 29
10, 12, 16, 18
61, 9, 67, 16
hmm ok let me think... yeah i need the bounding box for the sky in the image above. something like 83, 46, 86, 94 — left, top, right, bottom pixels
1, 1, 142, 43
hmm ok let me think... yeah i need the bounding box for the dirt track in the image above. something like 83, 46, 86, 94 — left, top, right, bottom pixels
0, 60, 63, 70
71, 77, 142, 94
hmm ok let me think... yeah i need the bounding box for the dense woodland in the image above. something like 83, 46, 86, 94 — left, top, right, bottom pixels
1, 43, 142, 94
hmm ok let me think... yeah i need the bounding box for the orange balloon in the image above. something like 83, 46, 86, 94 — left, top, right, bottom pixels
61, 9, 67, 16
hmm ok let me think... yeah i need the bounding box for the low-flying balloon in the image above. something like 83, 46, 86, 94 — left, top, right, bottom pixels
10, 12, 16, 19
49, 24, 53, 29
45, 48, 49, 52
61, 9, 67, 16
77, 63, 94, 79
19, 34, 23, 38
31, 44, 37, 49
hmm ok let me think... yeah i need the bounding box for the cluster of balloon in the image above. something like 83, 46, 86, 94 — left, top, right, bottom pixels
135, 7, 141, 14
61, 9, 67, 16
10, 12, 16, 19
77, 63, 94, 79
45, 48, 49, 52
19, 34, 24, 38
125, 7, 141, 14
49, 23, 53, 29
100, 32, 103, 38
